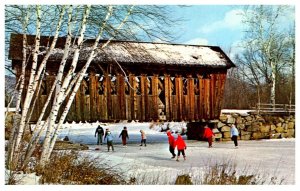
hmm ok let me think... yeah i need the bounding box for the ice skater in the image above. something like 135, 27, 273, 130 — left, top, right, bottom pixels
104, 128, 114, 152
95, 125, 104, 145
203, 123, 214, 148
119, 126, 129, 147
167, 130, 176, 158
230, 124, 239, 148
175, 132, 186, 161
140, 130, 147, 147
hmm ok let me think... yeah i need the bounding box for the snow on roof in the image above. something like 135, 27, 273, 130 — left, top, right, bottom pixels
13, 36, 234, 68
90, 41, 233, 68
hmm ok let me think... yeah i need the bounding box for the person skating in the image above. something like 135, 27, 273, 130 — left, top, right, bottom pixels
167, 130, 176, 159
140, 130, 147, 146
95, 125, 104, 145
203, 123, 214, 148
119, 126, 129, 147
230, 124, 239, 148
175, 132, 187, 161
104, 128, 114, 152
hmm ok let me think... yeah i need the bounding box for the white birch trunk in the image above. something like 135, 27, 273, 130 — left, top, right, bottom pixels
26, 68, 45, 124
55, 6, 73, 95
15, 9, 30, 114
270, 61, 276, 110
6, 8, 30, 168
40, 5, 91, 165
11, 5, 41, 166
46, 6, 115, 159
21, 6, 74, 170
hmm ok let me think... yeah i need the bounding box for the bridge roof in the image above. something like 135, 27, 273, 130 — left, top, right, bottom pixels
9, 33, 235, 69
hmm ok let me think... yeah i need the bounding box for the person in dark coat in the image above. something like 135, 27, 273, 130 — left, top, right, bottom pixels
167, 130, 176, 158
203, 123, 214, 148
95, 125, 104, 145
175, 132, 186, 161
119, 126, 129, 147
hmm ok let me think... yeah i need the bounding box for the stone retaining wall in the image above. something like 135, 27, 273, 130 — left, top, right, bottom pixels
213, 113, 295, 141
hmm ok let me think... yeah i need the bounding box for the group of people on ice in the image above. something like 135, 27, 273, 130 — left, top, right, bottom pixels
166, 123, 239, 161
95, 125, 147, 152
166, 130, 186, 161
94, 123, 239, 160
202, 123, 239, 148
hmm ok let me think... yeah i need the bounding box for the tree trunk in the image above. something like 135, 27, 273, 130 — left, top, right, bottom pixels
40, 5, 91, 165
9, 5, 42, 168
270, 61, 276, 110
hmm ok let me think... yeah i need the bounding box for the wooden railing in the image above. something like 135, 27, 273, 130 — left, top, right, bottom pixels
255, 103, 295, 114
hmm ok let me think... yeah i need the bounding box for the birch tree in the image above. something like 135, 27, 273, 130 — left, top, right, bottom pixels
236, 5, 294, 107
5, 5, 181, 171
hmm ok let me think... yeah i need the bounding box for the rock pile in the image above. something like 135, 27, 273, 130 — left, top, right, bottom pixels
213, 114, 295, 141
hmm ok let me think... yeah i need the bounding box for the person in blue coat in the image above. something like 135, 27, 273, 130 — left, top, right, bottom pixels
230, 124, 239, 148
104, 128, 114, 152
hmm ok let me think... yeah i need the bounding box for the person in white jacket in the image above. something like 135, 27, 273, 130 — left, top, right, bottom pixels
230, 124, 239, 148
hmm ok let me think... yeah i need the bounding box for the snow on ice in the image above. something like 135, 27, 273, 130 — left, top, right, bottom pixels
6, 121, 295, 185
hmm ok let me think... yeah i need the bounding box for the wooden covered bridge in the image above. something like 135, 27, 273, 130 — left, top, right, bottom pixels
9, 34, 235, 122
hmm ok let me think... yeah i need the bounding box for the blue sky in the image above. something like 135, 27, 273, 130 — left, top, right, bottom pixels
161, 5, 248, 58
168, 5, 294, 58
174, 5, 244, 46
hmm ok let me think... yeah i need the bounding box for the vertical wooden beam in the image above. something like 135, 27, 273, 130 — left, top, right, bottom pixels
89, 71, 96, 121
198, 76, 204, 119
117, 74, 126, 119
105, 73, 112, 119
204, 78, 211, 119
175, 75, 183, 121
85, 92, 90, 122
152, 74, 159, 121
218, 72, 227, 116
80, 81, 86, 121
140, 74, 146, 121
187, 74, 195, 121
215, 73, 220, 119
194, 77, 199, 121
74, 82, 81, 122
129, 74, 136, 120
95, 74, 101, 120
210, 74, 215, 119
164, 74, 170, 120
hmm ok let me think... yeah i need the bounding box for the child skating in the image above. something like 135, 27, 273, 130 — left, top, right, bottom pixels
104, 128, 114, 152
175, 132, 187, 161
140, 130, 147, 147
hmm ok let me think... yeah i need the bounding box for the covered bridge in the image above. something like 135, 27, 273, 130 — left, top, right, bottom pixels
9, 34, 235, 122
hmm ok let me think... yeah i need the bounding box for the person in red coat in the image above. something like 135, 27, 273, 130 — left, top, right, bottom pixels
203, 123, 215, 148
167, 130, 176, 158
175, 132, 187, 161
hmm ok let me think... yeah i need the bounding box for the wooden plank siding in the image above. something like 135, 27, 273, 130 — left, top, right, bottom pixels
187, 75, 195, 121
117, 74, 126, 119
24, 70, 228, 122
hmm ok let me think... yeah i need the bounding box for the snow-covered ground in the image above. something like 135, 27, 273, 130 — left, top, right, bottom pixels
11, 121, 295, 185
